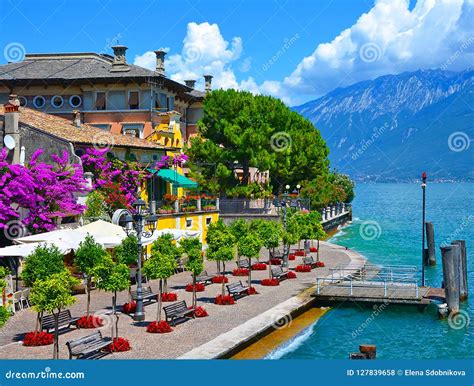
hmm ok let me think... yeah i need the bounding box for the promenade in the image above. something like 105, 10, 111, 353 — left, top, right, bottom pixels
0, 241, 364, 360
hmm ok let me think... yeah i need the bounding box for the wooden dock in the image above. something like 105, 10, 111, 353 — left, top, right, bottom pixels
314, 264, 446, 306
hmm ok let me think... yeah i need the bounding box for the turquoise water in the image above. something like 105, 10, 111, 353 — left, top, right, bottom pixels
276, 183, 474, 359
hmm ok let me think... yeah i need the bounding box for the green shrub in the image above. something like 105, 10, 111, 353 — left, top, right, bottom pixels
0, 306, 10, 328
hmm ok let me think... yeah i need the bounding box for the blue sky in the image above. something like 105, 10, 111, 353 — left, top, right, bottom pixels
1, 0, 472, 105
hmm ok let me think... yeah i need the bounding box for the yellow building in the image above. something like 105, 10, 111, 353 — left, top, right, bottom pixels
141, 110, 219, 245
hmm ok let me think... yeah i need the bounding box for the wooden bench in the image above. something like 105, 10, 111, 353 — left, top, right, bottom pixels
195, 270, 214, 285
226, 281, 249, 299
66, 330, 112, 359
303, 256, 317, 268
270, 250, 284, 259
41, 310, 80, 333
131, 286, 157, 305
163, 300, 195, 326
236, 259, 250, 269
271, 266, 289, 281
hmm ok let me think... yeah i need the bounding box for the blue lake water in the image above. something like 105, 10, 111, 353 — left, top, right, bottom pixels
273, 183, 474, 359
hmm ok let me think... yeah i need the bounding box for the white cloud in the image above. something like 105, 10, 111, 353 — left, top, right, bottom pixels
283, 0, 474, 101
134, 1, 473, 105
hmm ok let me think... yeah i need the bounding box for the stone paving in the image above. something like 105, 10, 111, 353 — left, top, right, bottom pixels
0, 241, 361, 359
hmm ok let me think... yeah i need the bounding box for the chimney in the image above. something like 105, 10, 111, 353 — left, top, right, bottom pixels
154, 49, 166, 75
72, 110, 81, 127
110, 45, 130, 72
204, 75, 213, 92
185, 79, 196, 88
4, 94, 20, 164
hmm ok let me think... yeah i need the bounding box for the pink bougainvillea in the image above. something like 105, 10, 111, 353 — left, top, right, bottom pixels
0, 148, 89, 234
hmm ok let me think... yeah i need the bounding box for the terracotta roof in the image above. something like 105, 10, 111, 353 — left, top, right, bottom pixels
0, 105, 164, 150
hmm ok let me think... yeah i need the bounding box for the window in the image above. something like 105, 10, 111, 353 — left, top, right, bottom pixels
69, 95, 82, 108
51, 95, 64, 108
128, 91, 139, 110
18, 96, 27, 107
122, 124, 144, 139
186, 219, 192, 228
33, 96, 46, 108
206, 217, 212, 226
95, 92, 106, 110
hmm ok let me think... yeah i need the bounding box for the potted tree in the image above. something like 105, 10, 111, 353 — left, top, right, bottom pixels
149, 234, 181, 297
92, 255, 130, 349
237, 234, 262, 293
181, 237, 203, 309
29, 271, 79, 359
74, 234, 108, 326
114, 234, 139, 306
21, 244, 67, 332
143, 241, 177, 333
206, 221, 236, 305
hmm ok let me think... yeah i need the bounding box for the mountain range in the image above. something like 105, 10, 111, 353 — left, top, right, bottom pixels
293, 69, 474, 181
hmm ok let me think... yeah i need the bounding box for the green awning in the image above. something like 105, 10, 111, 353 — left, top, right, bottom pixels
148, 168, 198, 188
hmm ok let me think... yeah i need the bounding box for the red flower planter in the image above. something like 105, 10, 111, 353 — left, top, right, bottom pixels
212, 275, 229, 284
108, 337, 131, 352
310, 247, 318, 253
122, 301, 136, 314
247, 286, 258, 295
295, 265, 312, 272
269, 258, 282, 265
295, 251, 305, 256
185, 283, 205, 292
23, 331, 54, 346
261, 278, 280, 286
287, 271, 297, 279
214, 295, 235, 305
316, 261, 325, 267
288, 254, 296, 260
77, 315, 104, 329
147, 321, 173, 333
233, 268, 249, 276
161, 292, 178, 302
251, 263, 267, 271
189, 306, 209, 317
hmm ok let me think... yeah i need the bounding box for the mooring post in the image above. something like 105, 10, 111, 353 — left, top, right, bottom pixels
425, 222, 436, 265
440, 245, 460, 315
451, 240, 468, 301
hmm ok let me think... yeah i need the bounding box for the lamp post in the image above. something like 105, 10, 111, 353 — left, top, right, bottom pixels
124, 199, 158, 321
282, 184, 290, 268
421, 172, 427, 287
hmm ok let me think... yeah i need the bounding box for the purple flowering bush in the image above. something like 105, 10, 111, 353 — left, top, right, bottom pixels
0, 148, 89, 233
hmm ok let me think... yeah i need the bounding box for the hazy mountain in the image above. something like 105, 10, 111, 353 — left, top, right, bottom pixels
294, 69, 474, 181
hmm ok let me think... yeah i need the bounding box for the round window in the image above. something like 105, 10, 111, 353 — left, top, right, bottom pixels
69, 95, 82, 108
51, 95, 64, 108
18, 96, 27, 107
33, 96, 46, 108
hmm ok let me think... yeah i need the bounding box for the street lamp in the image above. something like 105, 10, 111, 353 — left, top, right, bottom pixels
421, 172, 427, 287
124, 199, 158, 321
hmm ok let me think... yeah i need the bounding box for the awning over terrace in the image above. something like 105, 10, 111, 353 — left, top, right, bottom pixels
148, 168, 198, 189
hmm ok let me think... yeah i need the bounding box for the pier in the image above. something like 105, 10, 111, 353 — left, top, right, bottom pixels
313, 263, 445, 306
